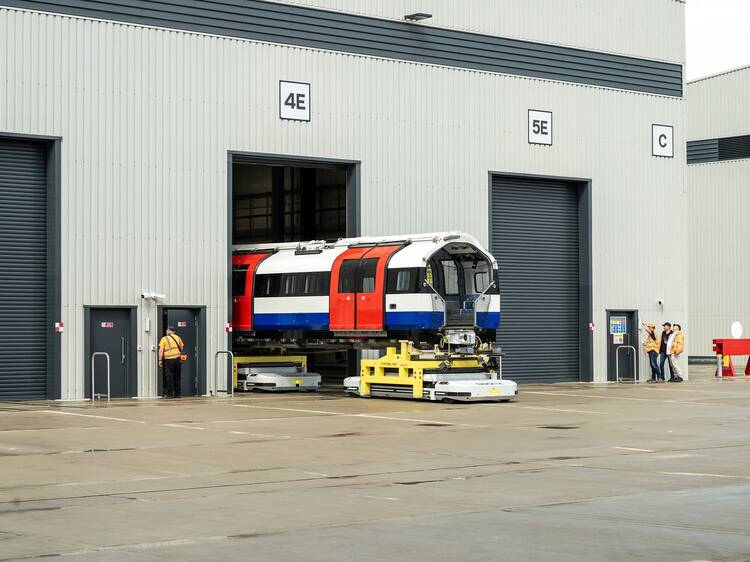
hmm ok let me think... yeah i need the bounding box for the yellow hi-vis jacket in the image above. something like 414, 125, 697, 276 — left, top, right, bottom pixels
669, 332, 685, 356
643, 335, 660, 354
159, 334, 184, 360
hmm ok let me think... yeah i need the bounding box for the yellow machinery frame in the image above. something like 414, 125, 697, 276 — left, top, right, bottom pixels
232, 355, 307, 389
360, 341, 489, 398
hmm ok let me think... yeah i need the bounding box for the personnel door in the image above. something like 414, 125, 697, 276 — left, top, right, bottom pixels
606, 310, 639, 382
87, 308, 134, 398
232, 252, 270, 331
329, 245, 400, 331
163, 308, 200, 396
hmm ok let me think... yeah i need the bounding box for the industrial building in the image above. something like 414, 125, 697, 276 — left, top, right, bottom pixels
0, 0, 687, 400
687, 66, 750, 358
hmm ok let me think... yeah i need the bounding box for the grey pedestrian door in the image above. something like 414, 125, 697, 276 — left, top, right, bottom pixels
88, 309, 133, 398
606, 310, 639, 382
164, 309, 199, 396
490, 176, 582, 383
0, 139, 49, 400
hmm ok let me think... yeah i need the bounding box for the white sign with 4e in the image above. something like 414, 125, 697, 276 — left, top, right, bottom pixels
528, 110, 552, 145
279, 81, 310, 121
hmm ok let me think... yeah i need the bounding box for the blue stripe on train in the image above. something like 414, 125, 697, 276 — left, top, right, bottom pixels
476, 311, 501, 329
385, 311, 444, 330
253, 312, 329, 330
253, 311, 501, 331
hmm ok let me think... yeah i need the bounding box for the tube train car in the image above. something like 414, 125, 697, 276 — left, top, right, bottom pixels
232, 232, 501, 349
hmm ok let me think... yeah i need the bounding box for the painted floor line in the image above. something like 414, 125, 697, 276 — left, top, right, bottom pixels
659, 471, 750, 480
354, 413, 488, 428
206, 415, 340, 423
40, 410, 148, 424
233, 404, 485, 428
232, 404, 344, 416
162, 424, 207, 430
523, 406, 607, 415
523, 391, 731, 405
612, 446, 655, 453
523, 391, 653, 402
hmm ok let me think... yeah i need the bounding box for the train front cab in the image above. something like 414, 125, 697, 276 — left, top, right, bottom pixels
380, 240, 501, 344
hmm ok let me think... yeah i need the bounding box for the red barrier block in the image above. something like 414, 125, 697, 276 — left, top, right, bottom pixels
713, 338, 750, 377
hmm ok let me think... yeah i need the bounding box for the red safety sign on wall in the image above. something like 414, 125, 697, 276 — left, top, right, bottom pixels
225, 322, 233, 333
178, 321, 187, 327
54, 322, 64, 334
101, 322, 114, 328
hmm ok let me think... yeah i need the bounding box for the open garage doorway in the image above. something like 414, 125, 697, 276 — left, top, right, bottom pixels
228, 153, 360, 384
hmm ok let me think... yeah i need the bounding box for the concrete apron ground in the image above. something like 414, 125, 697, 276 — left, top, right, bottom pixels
0, 365, 748, 562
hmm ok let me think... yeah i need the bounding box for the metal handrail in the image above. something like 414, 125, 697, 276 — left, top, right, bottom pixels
91, 352, 111, 403
473, 279, 496, 327
213, 350, 235, 397
615, 345, 638, 384
423, 281, 447, 327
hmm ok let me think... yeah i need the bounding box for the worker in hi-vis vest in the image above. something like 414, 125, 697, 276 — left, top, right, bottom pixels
158, 326, 184, 398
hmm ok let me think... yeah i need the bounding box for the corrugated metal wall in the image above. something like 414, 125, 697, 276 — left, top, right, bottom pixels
687, 69, 750, 356
687, 67, 750, 140
1, 0, 684, 96
688, 160, 750, 355
266, 0, 686, 65
0, 6, 686, 395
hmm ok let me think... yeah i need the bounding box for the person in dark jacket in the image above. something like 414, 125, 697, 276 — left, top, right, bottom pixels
658, 322, 672, 383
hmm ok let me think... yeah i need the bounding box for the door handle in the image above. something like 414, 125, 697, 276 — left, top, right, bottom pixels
120, 337, 126, 365
345, 296, 351, 301
361, 296, 366, 301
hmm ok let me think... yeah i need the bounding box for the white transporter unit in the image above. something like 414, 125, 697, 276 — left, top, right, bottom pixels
235, 360, 321, 392
233, 232, 517, 402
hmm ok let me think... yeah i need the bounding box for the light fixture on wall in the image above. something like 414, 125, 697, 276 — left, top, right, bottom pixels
404, 12, 432, 21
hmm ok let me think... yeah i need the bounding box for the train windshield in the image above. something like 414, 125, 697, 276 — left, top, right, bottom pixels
427, 244, 495, 327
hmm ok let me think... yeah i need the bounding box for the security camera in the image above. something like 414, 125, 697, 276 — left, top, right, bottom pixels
657, 299, 664, 306
140, 292, 149, 299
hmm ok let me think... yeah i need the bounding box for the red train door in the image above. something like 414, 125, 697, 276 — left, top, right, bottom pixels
329, 247, 370, 331
329, 245, 401, 331
356, 245, 401, 330
232, 252, 271, 331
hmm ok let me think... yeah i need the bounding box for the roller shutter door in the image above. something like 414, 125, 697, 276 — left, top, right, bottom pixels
490, 176, 580, 383
0, 139, 48, 399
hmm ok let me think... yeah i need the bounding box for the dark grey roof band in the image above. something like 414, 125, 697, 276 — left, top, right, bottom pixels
2, 0, 683, 97
687, 135, 750, 164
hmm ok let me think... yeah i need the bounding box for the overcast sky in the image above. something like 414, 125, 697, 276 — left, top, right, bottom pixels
686, 0, 750, 80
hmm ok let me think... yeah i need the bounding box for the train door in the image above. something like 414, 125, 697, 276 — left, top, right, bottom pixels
356, 245, 401, 330
232, 252, 270, 331
330, 247, 371, 330
330, 245, 401, 331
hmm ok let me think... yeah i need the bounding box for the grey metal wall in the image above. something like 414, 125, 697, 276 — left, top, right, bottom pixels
0, 138, 48, 399
688, 160, 750, 355
687, 69, 750, 356
688, 66, 750, 140
0, 5, 686, 395
1, 0, 683, 96
266, 0, 686, 65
